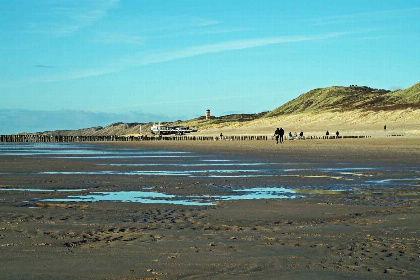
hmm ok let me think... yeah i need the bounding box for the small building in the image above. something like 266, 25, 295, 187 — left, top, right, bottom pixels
205, 109, 211, 120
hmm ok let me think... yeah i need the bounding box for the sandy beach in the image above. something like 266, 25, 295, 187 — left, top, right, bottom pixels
0, 138, 419, 279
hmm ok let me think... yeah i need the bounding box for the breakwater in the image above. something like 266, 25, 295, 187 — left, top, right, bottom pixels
0, 135, 371, 143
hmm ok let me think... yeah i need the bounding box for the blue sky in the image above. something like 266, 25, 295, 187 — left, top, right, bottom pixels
0, 0, 419, 134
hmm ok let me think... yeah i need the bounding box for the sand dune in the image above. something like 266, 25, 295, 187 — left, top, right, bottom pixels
192, 108, 420, 137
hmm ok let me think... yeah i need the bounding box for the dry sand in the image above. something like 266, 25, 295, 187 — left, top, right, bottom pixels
190, 109, 420, 138
0, 138, 419, 279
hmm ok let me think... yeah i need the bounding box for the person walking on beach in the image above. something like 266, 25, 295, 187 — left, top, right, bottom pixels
279, 127, 284, 144
299, 131, 304, 140
336, 131, 339, 139
326, 130, 330, 139
220, 133, 223, 140
274, 128, 280, 144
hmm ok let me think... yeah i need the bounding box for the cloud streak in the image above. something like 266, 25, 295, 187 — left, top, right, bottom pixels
305, 7, 420, 26
27, 0, 119, 35
104, 93, 279, 111
93, 32, 145, 45
136, 32, 350, 66
20, 31, 354, 84
34, 64, 56, 69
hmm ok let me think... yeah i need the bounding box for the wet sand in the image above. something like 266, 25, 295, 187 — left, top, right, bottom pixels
0, 138, 419, 279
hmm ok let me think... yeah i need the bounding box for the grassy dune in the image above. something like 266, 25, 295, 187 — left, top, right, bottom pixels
181, 82, 420, 137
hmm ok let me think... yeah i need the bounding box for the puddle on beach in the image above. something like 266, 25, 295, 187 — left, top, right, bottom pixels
23, 169, 287, 177
99, 163, 277, 167
0, 188, 86, 192
0, 143, 191, 157
2, 186, 418, 206
218, 187, 298, 200
38, 186, 419, 206
39, 187, 299, 206
1, 149, 109, 156
0, 143, 91, 150
365, 178, 420, 185
5, 168, 420, 183
42, 191, 213, 206
41, 155, 198, 159
190, 175, 270, 178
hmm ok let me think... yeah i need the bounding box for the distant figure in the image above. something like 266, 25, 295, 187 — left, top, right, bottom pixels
274, 128, 280, 144
384, 125, 387, 130
299, 131, 304, 140
336, 131, 339, 138
279, 128, 284, 143
288, 132, 293, 140
220, 133, 223, 140
326, 130, 330, 137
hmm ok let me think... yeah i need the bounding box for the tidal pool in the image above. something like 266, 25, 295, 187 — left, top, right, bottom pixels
40, 187, 299, 205
0, 143, 191, 156
218, 187, 298, 200
43, 191, 214, 206
0, 188, 86, 192
42, 155, 198, 159
99, 163, 276, 167
24, 168, 304, 177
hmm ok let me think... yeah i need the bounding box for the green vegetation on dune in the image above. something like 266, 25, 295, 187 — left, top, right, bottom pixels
265, 83, 420, 118
383, 82, 420, 105
265, 86, 390, 117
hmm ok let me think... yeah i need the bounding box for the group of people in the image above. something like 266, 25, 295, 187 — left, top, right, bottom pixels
275, 128, 341, 144
325, 130, 340, 138
274, 128, 304, 144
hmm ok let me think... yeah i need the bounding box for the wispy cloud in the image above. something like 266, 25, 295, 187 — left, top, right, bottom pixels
104, 93, 279, 111
195, 18, 221, 27
34, 64, 56, 69
27, 69, 115, 83
201, 27, 252, 35
135, 32, 350, 66
305, 7, 420, 26
5, 31, 357, 85
93, 32, 145, 45
27, 0, 119, 35
157, 27, 252, 39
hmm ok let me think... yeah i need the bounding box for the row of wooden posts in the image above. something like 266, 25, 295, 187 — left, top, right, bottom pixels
0, 134, 371, 143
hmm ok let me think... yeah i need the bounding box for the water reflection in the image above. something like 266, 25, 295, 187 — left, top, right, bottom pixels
366, 178, 420, 185
42, 155, 198, 159
40, 187, 299, 205
0, 143, 190, 156
100, 163, 276, 167
218, 187, 297, 200
32, 169, 281, 177
0, 188, 85, 192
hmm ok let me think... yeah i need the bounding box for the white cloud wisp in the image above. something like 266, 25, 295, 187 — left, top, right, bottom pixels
4, 31, 356, 85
